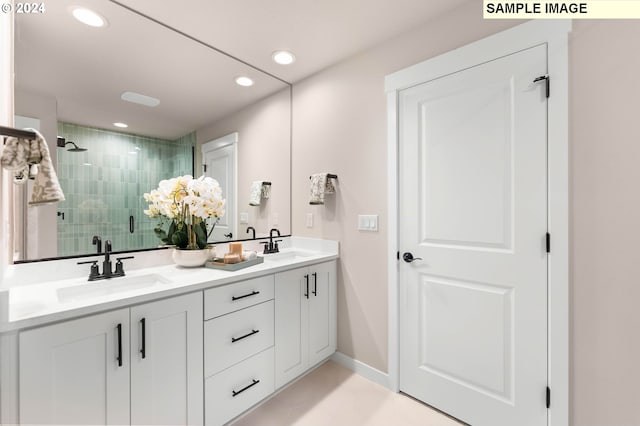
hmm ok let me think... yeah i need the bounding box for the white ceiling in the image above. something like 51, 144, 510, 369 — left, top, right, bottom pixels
14, 0, 470, 140
118, 0, 471, 83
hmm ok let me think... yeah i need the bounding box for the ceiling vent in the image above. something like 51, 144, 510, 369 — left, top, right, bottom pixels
121, 92, 160, 107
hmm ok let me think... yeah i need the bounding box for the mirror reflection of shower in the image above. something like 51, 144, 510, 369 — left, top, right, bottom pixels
65, 141, 87, 152
56, 137, 88, 152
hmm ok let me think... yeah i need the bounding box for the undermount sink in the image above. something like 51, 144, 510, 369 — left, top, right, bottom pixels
56, 273, 173, 302
261, 250, 314, 262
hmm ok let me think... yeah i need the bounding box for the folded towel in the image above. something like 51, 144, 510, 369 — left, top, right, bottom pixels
309, 173, 336, 205
249, 181, 262, 206
17, 129, 64, 206
261, 183, 271, 199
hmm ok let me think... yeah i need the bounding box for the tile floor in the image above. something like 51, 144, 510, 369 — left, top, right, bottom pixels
232, 361, 463, 426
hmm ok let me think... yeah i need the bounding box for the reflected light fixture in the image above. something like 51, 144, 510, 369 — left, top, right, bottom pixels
235, 76, 254, 87
113, 122, 128, 128
71, 7, 107, 27
121, 91, 160, 107
272, 50, 296, 65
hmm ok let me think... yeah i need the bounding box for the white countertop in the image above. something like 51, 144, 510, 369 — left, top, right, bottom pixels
0, 237, 338, 333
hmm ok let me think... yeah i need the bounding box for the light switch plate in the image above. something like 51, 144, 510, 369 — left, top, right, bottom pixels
306, 213, 313, 228
358, 214, 378, 231
239, 212, 248, 224
272, 212, 279, 226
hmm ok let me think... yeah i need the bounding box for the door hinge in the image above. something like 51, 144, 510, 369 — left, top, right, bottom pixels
396, 251, 400, 260
546, 232, 551, 253
534, 75, 550, 98
546, 386, 551, 408
203, 164, 207, 173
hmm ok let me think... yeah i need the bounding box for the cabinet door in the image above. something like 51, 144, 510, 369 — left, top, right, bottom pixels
274, 267, 309, 389
131, 292, 203, 426
19, 309, 130, 425
308, 261, 337, 366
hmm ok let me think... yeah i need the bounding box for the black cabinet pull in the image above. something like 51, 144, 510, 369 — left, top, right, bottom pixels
304, 274, 309, 299
312, 272, 318, 296
116, 323, 122, 367
231, 329, 260, 343
140, 318, 146, 359
232, 379, 260, 397
129, 216, 134, 233
232, 290, 260, 301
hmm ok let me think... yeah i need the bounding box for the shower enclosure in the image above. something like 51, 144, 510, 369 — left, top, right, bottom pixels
56, 122, 194, 257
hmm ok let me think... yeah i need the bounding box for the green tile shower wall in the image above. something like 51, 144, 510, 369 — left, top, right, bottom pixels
56, 123, 195, 257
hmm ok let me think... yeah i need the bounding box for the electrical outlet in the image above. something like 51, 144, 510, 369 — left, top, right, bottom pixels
272, 212, 279, 226
306, 213, 313, 228
239, 212, 248, 224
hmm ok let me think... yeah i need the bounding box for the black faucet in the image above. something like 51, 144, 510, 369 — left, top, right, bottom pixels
246, 226, 256, 240
77, 240, 134, 281
103, 240, 113, 277
92, 235, 102, 253
262, 228, 281, 254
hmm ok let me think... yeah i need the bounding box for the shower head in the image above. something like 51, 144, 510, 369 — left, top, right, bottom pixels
64, 141, 87, 152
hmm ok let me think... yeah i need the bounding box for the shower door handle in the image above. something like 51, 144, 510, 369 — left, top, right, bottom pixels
129, 216, 134, 233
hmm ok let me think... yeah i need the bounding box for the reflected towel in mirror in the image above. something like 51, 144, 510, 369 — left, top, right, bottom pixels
249, 181, 263, 206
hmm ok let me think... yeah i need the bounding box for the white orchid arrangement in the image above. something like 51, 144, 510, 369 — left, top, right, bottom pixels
144, 175, 225, 250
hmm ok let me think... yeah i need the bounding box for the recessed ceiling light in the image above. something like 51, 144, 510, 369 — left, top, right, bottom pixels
113, 122, 128, 128
71, 7, 107, 27
235, 76, 254, 87
121, 91, 160, 107
272, 50, 296, 65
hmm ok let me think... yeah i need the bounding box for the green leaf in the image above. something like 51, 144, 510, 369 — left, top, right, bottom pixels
195, 221, 207, 249
153, 226, 168, 244
171, 227, 188, 248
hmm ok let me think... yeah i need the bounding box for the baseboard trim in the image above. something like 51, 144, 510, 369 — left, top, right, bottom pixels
330, 351, 391, 390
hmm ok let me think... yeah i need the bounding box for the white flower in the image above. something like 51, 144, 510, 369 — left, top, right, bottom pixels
144, 175, 226, 225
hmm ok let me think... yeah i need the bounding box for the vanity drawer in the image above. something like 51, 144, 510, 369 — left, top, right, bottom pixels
205, 347, 274, 426
204, 275, 274, 319
204, 300, 274, 377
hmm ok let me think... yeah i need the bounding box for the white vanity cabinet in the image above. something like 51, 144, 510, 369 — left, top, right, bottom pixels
19, 292, 203, 426
274, 260, 337, 389
19, 308, 131, 425
203, 275, 275, 426
130, 292, 203, 426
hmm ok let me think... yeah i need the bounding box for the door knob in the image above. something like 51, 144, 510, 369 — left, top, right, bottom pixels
403, 252, 422, 263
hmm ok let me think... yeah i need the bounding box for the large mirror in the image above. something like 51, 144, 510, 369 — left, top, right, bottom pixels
13, 0, 291, 261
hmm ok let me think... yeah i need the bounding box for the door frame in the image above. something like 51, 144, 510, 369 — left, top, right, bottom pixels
385, 20, 571, 426
202, 132, 238, 241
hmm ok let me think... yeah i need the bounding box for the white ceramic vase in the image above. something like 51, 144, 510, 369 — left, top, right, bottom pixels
172, 247, 214, 267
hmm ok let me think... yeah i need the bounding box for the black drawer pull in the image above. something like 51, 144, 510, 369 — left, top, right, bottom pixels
304, 274, 309, 299
312, 272, 318, 296
140, 318, 146, 359
232, 379, 260, 397
129, 215, 134, 233
231, 329, 260, 343
116, 323, 122, 367
232, 290, 260, 301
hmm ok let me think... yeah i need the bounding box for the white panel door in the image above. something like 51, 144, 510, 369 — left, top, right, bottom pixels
399, 44, 548, 426
130, 292, 203, 426
19, 309, 130, 425
202, 135, 236, 242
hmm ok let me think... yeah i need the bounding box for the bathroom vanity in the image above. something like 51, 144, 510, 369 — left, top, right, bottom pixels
0, 237, 338, 426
